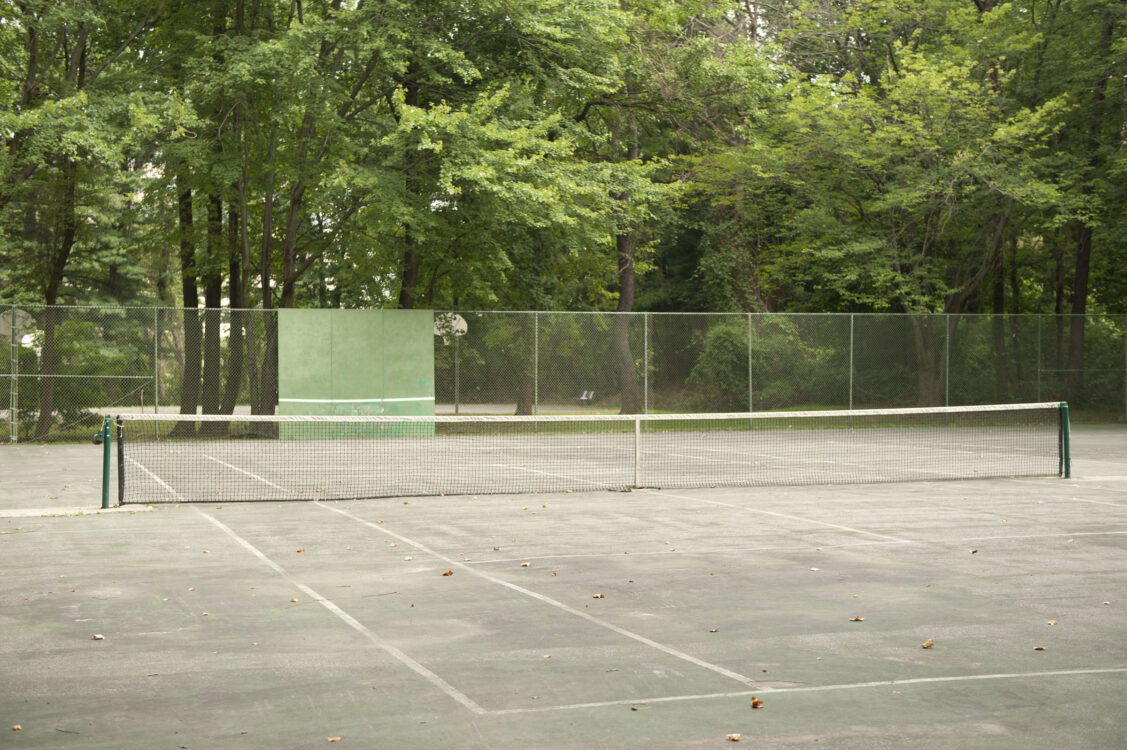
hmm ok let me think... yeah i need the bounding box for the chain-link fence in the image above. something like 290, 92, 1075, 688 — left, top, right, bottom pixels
4, 306, 1126, 442
2, 305, 278, 443
435, 311, 1127, 420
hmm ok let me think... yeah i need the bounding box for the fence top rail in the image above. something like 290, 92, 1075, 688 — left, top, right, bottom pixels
115, 403, 1065, 424
5, 304, 1124, 320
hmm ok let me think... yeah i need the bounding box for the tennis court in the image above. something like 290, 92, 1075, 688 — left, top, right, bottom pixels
1, 424, 1125, 748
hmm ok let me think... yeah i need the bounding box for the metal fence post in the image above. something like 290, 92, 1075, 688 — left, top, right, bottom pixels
533, 311, 539, 415
848, 314, 855, 411
747, 312, 753, 413
153, 308, 160, 414
643, 312, 649, 415
945, 314, 950, 407
8, 305, 16, 444
1036, 315, 1042, 402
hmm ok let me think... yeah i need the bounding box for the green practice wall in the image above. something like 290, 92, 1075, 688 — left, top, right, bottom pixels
278, 309, 435, 424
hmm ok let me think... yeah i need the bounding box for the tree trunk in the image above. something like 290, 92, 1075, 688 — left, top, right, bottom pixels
220, 203, 245, 418
257, 129, 279, 417
32, 160, 78, 441
613, 119, 643, 415
992, 254, 1008, 402
1067, 222, 1092, 401
173, 182, 202, 437
201, 195, 223, 417
398, 241, 420, 309
910, 315, 946, 407
397, 73, 422, 310
614, 232, 644, 414
515, 314, 536, 415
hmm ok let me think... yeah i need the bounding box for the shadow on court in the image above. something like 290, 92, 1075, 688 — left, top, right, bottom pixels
1, 427, 1125, 748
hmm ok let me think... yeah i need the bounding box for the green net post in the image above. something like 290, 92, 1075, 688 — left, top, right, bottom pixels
94, 415, 113, 509
1060, 402, 1071, 479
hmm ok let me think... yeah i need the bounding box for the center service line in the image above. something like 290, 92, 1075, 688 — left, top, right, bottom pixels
315, 501, 762, 689
654, 490, 912, 544
194, 509, 486, 715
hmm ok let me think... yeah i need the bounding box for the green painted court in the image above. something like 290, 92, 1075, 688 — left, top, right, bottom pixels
1, 427, 1125, 748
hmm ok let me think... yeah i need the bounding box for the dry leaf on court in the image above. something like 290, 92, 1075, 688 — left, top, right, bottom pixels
1047, 620, 1058, 625
11, 725, 21, 731
296, 548, 304, 553
709, 628, 719, 633
921, 639, 934, 649
592, 593, 605, 599
751, 697, 764, 709
442, 570, 454, 576
327, 737, 342, 743
290, 598, 298, 603
91, 634, 104, 640
1034, 646, 1045, 651
849, 616, 864, 622
727, 733, 741, 741
520, 562, 531, 567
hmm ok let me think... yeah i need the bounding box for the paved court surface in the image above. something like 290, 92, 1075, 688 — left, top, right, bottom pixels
0, 427, 1124, 748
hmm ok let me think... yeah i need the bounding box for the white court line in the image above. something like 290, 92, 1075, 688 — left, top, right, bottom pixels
126, 456, 185, 502
496, 464, 612, 487
195, 509, 486, 715
205, 455, 289, 492
278, 396, 434, 403
490, 667, 1127, 715
315, 502, 760, 689
654, 490, 912, 544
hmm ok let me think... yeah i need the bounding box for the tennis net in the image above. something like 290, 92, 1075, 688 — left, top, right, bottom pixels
112, 402, 1069, 503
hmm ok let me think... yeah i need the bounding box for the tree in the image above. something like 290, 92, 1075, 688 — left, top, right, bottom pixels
0, 0, 188, 437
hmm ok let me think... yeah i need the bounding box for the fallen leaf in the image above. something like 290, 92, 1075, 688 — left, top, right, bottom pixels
520, 562, 531, 567
297, 548, 304, 553
1048, 620, 1058, 625
849, 616, 864, 622
290, 598, 299, 603
1034, 646, 1045, 651
709, 628, 719, 633
592, 593, 605, 599
921, 639, 934, 649
91, 634, 104, 640
389, 543, 397, 548
551, 572, 557, 576
11, 725, 21, 731
327, 738, 342, 743
442, 570, 453, 576
201, 612, 209, 616
404, 556, 412, 561
727, 733, 741, 741
751, 697, 764, 709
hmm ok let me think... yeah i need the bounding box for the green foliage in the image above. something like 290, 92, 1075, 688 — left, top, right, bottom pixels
0, 0, 1122, 321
